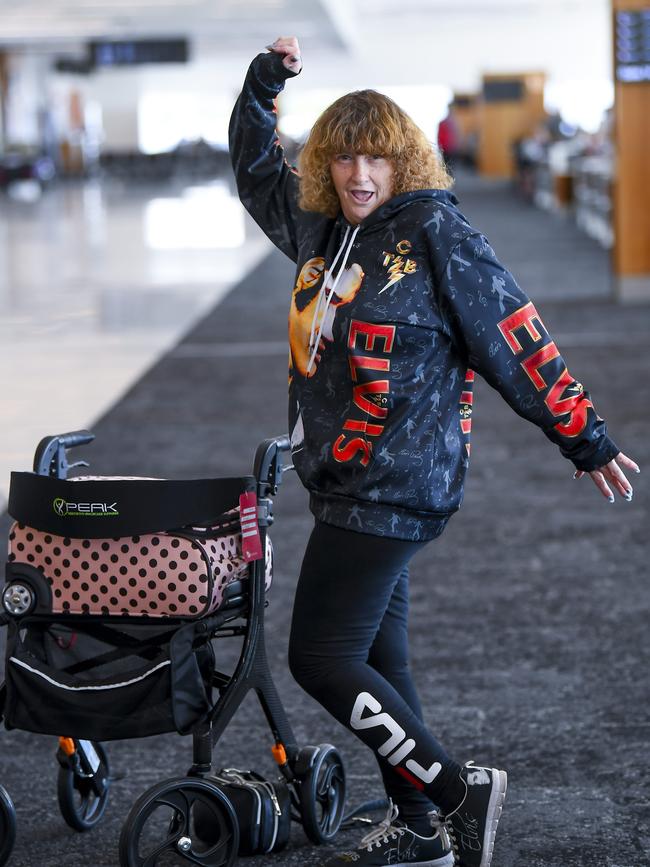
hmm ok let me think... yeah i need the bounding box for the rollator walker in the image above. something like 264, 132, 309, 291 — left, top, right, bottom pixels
0, 430, 350, 866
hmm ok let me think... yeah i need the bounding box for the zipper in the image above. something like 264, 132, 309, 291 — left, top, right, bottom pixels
173, 531, 213, 616
218, 770, 280, 852
258, 779, 280, 851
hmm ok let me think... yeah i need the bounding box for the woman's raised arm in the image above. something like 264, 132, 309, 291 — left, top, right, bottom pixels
228, 37, 303, 262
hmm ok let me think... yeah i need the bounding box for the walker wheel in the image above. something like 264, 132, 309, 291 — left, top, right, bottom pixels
119, 777, 239, 867
2, 582, 36, 618
0, 785, 16, 867
297, 743, 346, 845
58, 741, 111, 831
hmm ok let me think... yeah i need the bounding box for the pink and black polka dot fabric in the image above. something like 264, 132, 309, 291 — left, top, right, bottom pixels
8, 523, 272, 618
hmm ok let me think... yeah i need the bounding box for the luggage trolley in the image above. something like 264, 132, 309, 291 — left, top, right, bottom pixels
0, 431, 347, 865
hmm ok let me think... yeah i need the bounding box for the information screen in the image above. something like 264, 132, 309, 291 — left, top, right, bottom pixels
482, 80, 524, 103
615, 10, 650, 82
89, 39, 189, 67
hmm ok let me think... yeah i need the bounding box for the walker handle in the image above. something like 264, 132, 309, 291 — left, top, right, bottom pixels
254, 435, 292, 497
33, 430, 95, 478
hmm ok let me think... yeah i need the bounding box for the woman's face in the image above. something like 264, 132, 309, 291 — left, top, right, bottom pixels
329, 153, 395, 225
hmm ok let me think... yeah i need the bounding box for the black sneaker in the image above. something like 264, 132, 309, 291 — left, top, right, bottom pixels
321, 801, 454, 866
431, 762, 507, 867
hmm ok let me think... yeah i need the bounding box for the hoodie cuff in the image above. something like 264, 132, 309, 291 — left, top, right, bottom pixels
561, 434, 620, 472
249, 51, 301, 100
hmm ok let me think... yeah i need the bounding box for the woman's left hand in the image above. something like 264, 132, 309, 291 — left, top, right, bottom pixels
574, 451, 640, 502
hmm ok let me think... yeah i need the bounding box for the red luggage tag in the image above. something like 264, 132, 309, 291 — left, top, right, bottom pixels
239, 492, 263, 562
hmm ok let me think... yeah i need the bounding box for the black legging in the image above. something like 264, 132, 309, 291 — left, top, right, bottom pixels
288, 520, 463, 823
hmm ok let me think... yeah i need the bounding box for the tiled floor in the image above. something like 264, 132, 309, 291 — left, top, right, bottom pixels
0, 176, 271, 508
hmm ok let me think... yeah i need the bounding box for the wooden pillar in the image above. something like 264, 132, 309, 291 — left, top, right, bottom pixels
478, 72, 546, 178
612, 0, 650, 300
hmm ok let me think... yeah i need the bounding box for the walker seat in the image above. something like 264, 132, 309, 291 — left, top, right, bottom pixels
6, 472, 272, 620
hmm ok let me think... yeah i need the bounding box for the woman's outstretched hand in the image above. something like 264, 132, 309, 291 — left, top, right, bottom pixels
265, 36, 302, 74
574, 451, 640, 502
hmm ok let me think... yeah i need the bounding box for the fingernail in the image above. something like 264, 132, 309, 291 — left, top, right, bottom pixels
635, 467, 641, 474
290, 54, 300, 62
624, 491, 633, 501
608, 495, 615, 503
573, 471, 579, 480
265, 43, 275, 50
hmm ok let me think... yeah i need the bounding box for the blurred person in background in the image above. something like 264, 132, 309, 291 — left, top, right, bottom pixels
437, 104, 461, 173
229, 36, 639, 867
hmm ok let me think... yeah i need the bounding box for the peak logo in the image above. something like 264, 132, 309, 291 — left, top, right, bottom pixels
52, 498, 119, 517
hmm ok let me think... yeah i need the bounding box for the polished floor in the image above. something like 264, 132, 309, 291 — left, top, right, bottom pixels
0, 176, 270, 508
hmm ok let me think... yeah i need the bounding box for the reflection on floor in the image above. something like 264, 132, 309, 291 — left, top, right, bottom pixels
0, 177, 271, 507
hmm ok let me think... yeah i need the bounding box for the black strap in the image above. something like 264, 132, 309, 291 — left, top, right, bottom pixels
8, 472, 255, 538
63, 625, 180, 675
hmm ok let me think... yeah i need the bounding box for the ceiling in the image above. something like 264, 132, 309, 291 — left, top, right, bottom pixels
0, 0, 612, 98
0, 0, 338, 50
0, 0, 608, 55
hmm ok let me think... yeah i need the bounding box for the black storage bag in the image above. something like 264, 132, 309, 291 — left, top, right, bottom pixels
2, 620, 213, 740
195, 769, 291, 855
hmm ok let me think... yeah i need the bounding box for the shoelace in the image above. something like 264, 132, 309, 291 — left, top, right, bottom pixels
428, 810, 454, 855
359, 801, 405, 851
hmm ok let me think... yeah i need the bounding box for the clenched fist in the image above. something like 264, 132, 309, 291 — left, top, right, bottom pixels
265, 36, 302, 74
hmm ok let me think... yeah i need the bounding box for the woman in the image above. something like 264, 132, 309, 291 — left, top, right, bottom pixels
229, 37, 638, 867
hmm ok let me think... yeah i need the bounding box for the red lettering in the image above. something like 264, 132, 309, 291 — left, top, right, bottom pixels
545, 368, 592, 436
545, 368, 577, 415
460, 368, 474, 441
349, 320, 396, 353
343, 419, 385, 437
521, 341, 561, 390
553, 402, 591, 437
338, 320, 397, 462
332, 434, 372, 466
498, 308, 592, 439
498, 301, 546, 354
349, 355, 390, 381
353, 381, 390, 418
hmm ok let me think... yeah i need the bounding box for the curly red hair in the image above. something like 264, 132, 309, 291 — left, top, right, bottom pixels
298, 89, 453, 217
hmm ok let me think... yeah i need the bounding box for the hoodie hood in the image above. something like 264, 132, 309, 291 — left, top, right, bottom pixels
305, 190, 455, 373
335, 189, 460, 234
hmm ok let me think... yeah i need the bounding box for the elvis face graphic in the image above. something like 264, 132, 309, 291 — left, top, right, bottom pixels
289, 256, 364, 378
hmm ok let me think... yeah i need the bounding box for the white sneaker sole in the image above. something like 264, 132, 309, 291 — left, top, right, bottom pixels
479, 768, 508, 867
391, 856, 454, 867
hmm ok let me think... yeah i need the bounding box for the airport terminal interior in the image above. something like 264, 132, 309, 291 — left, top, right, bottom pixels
0, 1, 649, 866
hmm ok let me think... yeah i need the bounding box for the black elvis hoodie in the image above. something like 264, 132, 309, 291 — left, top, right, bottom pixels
229, 52, 619, 541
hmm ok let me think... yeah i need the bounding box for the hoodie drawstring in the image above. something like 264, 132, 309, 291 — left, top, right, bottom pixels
306, 224, 360, 373
307, 225, 350, 360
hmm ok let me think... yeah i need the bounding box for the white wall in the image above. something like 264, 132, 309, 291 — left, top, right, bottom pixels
344, 1, 612, 92
5, 54, 49, 146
